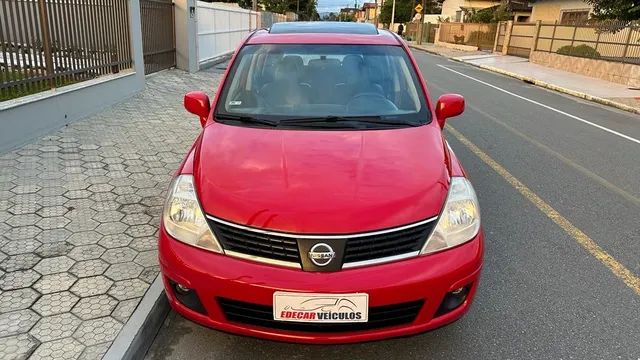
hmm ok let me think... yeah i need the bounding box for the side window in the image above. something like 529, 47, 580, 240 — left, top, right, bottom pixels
560, 10, 589, 25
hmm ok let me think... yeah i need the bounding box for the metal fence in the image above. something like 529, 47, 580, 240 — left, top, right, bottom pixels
438, 23, 497, 51
405, 22, 418, 40
535, 21, 640, 64
424, 23, 439, 43
0, 0, 133, 101
495, 22, 506, 52
405, 22, 438, 44
140, 0, 175, 74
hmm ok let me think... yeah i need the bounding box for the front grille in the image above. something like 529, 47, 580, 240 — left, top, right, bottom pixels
217, 297, 424, 333
212, 221, 301, 263
207, 216, 436, 268
343, 222, 435, 263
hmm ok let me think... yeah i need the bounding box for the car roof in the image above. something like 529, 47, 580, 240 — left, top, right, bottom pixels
247, 22, 401, 46
270, 22, 378, 35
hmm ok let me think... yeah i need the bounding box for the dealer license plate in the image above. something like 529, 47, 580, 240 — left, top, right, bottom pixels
273, 291, 369, 323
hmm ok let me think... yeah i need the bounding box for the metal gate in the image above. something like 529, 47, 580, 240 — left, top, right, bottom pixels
507, 23, 535, 58
496, 22, 506, 52
424, 23, 439, 43
140, 0, 176, 74
474, 24, 498, 51
438, 23, 497, 51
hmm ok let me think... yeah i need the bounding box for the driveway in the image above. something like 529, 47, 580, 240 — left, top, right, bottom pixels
144, 50, 640, 360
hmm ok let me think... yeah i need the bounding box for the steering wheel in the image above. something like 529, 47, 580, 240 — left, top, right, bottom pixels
346, 93, 398, 113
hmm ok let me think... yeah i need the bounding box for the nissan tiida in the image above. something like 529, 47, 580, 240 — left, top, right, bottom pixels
159, 22, 484, 343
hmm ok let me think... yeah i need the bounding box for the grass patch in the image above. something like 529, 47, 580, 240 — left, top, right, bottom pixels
1, 69, 81, 102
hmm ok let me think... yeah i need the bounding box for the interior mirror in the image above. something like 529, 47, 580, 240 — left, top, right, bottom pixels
184, 91, 211, 126
435, 94, 465, 128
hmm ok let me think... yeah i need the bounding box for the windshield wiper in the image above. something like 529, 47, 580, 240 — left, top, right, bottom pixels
215, 113, 279, 127
279, 115, 421, 127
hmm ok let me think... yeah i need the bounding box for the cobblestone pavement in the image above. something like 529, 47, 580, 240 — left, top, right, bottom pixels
0, 66, 224, 360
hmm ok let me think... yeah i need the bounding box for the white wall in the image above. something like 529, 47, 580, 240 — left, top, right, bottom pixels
196, 2, 258, 66
423, 14, 441, 23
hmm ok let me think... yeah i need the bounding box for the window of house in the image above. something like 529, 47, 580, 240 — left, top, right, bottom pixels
560, 10, 590, 25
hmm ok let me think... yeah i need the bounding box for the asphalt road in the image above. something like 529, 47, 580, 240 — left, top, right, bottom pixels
144, 50, 640, 360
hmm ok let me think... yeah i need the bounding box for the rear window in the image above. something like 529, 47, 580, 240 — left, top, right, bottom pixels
215, 44, 429, 127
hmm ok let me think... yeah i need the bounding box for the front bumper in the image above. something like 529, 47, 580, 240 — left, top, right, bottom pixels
158, 225, 484, 344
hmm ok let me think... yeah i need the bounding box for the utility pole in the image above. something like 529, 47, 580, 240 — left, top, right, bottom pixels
374, 0, 379, 27
390, 0, 396, 32
416, 0, 426, 44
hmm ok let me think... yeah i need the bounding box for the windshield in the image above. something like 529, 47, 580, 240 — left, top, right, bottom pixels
214, 44, 430, 129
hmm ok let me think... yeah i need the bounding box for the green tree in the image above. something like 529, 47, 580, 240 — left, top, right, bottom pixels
465, 2, 513, 23
218, 0, 318, 20
424, 0, 443, 14
379, 0, 443, 25
343, 13, 357, 21
322, 12, 340, 21
379, 0, 413, 25
584, 0, 640, 22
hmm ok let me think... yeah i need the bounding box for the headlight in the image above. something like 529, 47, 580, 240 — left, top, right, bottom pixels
163, 175, 223, 253
421, 177, 480, 255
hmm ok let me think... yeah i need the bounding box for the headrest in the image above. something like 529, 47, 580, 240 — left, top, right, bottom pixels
275, 55, 303, 80
342, 54, 363, 73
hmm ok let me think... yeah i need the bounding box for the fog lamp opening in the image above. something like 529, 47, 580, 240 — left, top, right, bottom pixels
175, 283, 191, 295
435, 285, 471, 317
169, 279, 207, 315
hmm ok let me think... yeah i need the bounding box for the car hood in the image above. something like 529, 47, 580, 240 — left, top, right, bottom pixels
194, 123, 449, 234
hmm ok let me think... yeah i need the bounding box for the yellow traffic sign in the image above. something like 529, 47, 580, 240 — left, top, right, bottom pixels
414, 4, 423, 13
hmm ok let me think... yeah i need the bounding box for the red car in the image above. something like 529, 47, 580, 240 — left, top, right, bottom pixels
159, 22, 483, 344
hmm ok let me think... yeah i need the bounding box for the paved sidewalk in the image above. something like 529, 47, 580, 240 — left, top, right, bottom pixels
408, 42, 489, 58
0, 66, 223, 359
410, 43, 640, 114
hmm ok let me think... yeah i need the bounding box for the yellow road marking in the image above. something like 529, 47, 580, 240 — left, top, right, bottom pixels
428, 80, 640, 208
447, 125, 640, 297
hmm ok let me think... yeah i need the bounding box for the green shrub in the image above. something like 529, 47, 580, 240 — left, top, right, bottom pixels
453, 35, 465, 44
466, 8, 494, 23
557, 44, 601, 58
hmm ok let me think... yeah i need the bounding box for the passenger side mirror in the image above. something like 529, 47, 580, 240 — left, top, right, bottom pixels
184, 91, 211, 127
435, 94, 465, 129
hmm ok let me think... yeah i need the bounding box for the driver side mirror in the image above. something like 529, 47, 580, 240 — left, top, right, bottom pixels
435, 94, 465, 129
184, 91, 211, 127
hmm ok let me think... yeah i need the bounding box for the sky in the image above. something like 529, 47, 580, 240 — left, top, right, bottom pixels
317, 0, 361, 13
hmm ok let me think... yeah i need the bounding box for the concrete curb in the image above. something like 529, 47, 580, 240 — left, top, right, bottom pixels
408, 44, 442, 57
103, 275, 170, 360
199, 52, 233, 71
408, 44, 640, 115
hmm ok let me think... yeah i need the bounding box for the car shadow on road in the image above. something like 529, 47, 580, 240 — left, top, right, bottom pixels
144, 310, 475, 360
